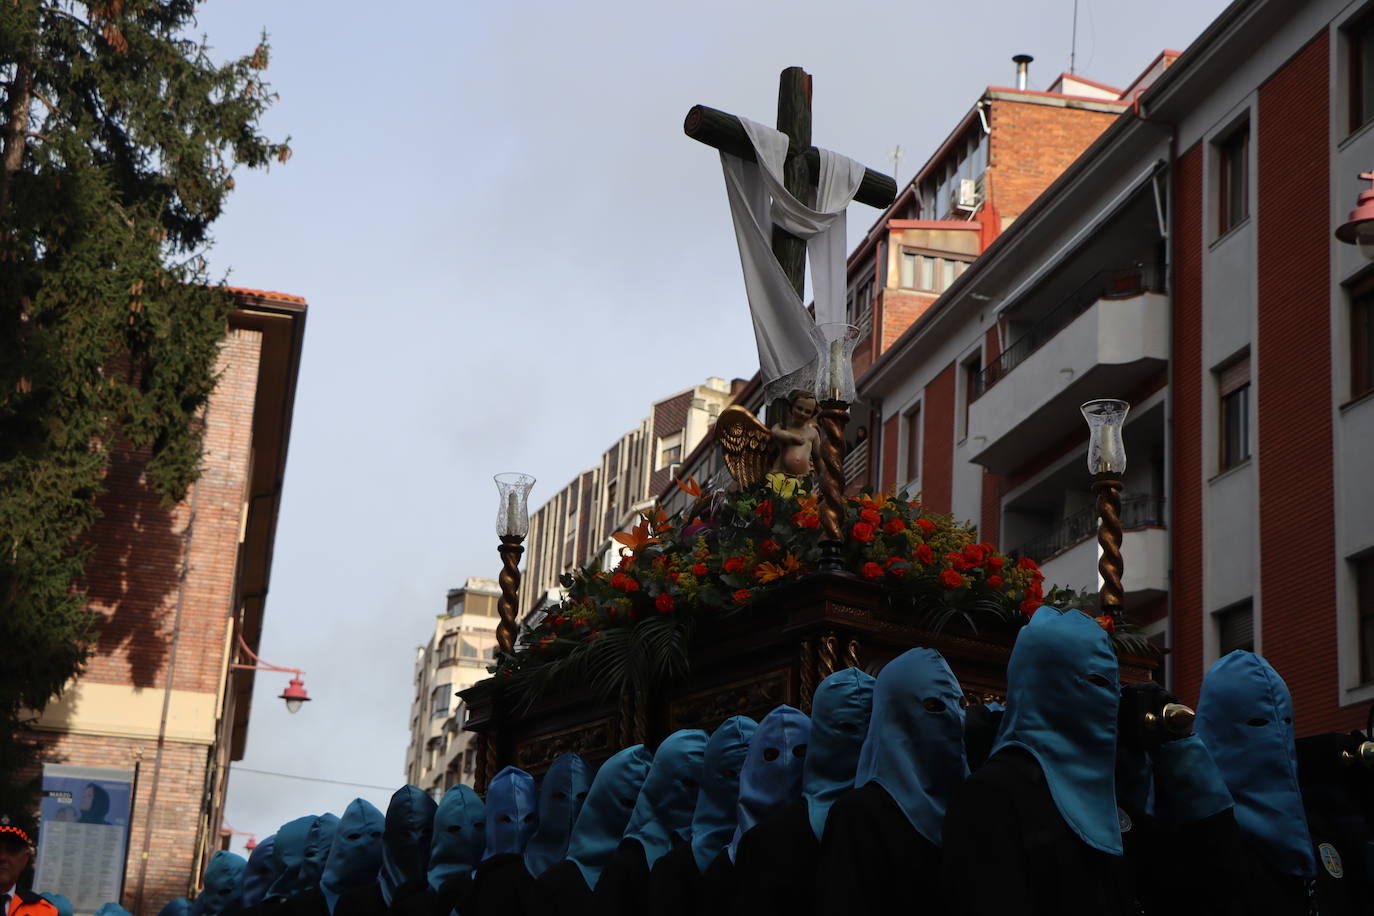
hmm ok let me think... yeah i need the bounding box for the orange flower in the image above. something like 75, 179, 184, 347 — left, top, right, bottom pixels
612, 516, 661, 554
674, 475, 703, 499
754, 552, 802, 583
724, 556, 746, 574
1095, 614, 1116, 634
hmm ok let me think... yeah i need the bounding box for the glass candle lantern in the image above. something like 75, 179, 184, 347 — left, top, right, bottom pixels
494, 472, 536, 538
810, 322, 861, 403
1080, 399, 1129, 475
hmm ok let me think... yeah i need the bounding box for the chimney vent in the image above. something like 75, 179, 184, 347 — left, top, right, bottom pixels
1013, 54, 1033, 90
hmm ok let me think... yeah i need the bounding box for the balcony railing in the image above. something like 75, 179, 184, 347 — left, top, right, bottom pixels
843, 438, 869, 489
1007, 495, 1166, 566
973, 267, 1164, 400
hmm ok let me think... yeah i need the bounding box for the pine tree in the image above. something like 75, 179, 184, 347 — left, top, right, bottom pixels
0, 0, 289, 814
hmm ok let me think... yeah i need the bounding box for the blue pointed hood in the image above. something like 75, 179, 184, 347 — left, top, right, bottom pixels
41, 896, 74, 916
380, 785, 437, 905
430, 784, 485, 890
321, 799, 384, 913
238, 834, 275, 908
266, 816, 317, 898
523, 754, 592, 877
727, 706, 810, 861
484, 766, 539, 858
157, 899, 189, 916
300, 814, 339, 887
624, 729, 708, 868
94, 905, 134, 916
690, 716, 757, 871
803, 669, 875, 841
566, 744, 653, 889
992, 608, 1121, 855
193, 851, 247, 916
1195, 650, 1315, 876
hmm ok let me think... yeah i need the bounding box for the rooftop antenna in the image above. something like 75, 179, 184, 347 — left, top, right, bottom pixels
890, 145, 904, 186
1070, 0, 1079, 74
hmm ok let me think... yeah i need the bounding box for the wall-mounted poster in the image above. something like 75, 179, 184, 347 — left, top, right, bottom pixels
33, 764, 136, 916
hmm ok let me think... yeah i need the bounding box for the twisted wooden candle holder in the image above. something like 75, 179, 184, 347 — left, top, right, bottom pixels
496, 534, 525, 656
1091, 472, 1124, 619
817, 399, 850, 571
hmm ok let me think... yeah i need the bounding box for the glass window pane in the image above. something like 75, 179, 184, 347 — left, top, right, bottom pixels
942, 259, 957, 292
919, 257, 935, 291
901, 252, 916, 289
1361, 28, 1374, 128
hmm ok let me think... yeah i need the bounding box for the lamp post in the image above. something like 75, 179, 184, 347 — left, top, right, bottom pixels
1336, 171, 1374, 258
493, 472, 536, 657
231, 633, 310, 713
811, 323, 860, 572
1081, 399, 1129, 622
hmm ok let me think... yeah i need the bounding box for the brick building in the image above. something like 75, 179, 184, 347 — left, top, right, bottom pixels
23, 288, 307, 912
857, 0, 1374, 735
404, 578, 500, 796
519, 378, 737, 620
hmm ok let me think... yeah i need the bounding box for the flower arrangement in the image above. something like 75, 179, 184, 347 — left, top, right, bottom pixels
494, 476, 1137, 701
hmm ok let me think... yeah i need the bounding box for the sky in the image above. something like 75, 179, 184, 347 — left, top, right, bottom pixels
196, 0, 1234, 853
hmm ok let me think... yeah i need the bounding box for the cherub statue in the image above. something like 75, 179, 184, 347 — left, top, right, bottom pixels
715, 389, 819, 489
769, 389, 820, 477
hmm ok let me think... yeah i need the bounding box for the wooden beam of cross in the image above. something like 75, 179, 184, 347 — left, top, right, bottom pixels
684, 67, 898, 298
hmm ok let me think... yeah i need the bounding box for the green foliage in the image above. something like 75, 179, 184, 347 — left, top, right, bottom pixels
0, 0, 288, 806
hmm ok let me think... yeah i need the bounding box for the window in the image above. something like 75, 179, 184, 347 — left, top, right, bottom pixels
1217, 354, 1250, 471
429, 685, 451, 719
899, 252, 970, 294
660, 444, 681, 467
1357, 554, 1374, 683
1216, 601, 1254, 655
1350, 13, 1374, 133
847, 278, 874, 337
1353, 287, 1374, 401
961, 353, 982, 440
1216, 125, 1249, 236
606, 479, 618, 512
446, 598, 464, 618
904, 405, 921, 484
437, 634, 457, 664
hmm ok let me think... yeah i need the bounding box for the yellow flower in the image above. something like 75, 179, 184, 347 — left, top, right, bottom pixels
766, 472, 803, 498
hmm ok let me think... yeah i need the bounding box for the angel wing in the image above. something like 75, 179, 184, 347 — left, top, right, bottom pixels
715, 405, 775, 489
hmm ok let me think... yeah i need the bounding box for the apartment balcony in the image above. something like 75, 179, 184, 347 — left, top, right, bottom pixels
968, 269, 1168, 476
1008, 495, 1168, 605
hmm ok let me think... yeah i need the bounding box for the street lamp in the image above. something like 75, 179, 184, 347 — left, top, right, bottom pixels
1081, 399, 1129, 621
494, 472, 536, 657
811, 322, 860, 573
231, 633, 311, 713
1336, 171, 1374, 259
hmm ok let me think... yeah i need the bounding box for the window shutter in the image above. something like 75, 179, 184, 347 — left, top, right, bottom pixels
1217, 602, 1254, 654
1218, 354, 1250, 397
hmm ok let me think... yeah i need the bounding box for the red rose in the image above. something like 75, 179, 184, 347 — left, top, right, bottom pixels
1016, 556, 1039, 571
962, 543, 985, 565
1026, 581, 1043, 601
619, 556, 635, 571
859, 507, 881, 524
611, 573, 627, 590
987, 555, 1005, 573
946, 551, 968, 571
733, 588, 753, 605
915, 544, 934, 565
724, 556, 746, 574
886, 557, 907, 577
987, 574, 1005, 589
607, 606, 619, 619
760, 539, 779, 556
1019, 598, 1041, 617
691, 563, 708, 576
1095, 614, 1116, 634
793, 511, 821, 529
656, 593, 675, 613
939, 569, 965, 589
883, 517, 906, 536
755, 500, 774, 524
623, 577, 640, 592
862, 562, 884, 579
852, 521, 876, 543
916, 518, 937, 535
668, 572, 680, 582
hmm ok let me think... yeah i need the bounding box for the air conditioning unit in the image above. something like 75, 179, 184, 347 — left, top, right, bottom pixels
952, 178, 981, 211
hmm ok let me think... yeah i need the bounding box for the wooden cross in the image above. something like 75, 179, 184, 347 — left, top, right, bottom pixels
684, 67, 897, 299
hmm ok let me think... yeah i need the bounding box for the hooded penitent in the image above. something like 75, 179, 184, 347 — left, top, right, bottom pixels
689, 716, 758, 872
855, 648, 967, 846
802, 669, 875, 841
379, 785, 438, 905
42, 895, 75, 916
1194, 650, 1315, 877
266, 816, 318, 898
523, 753, 592, 877
193, 851, 248, 916
566, 744, 654, 889
321, 798, 384, 913
483, 766, 539, 859
429, 784, 485, 891
93, 905, 134, 916
991, 608, 1122, 855
238, 835, 276, 909
300, 814, 339, 889
726, 707, 810, 862
624, 729, 708, 869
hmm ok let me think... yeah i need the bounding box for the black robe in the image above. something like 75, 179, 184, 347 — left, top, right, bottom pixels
276, 889, 327, 916
726, 798, 817, 916
695, 850, 734, 916
645, 844, 701, 916
531, 860, 595, 916
465, 853, 540, 916
591, 839, 652, 916
940, 747, 1137, 916
331, 884, 385, 916
814, 783, 943, 916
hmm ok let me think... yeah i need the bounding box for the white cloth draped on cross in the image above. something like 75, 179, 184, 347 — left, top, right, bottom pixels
720, 118, 866, 403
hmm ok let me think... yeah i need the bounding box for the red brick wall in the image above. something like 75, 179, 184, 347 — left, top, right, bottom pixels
921, 365, 956, 513
1256, 32, 1359, 735
878, 289, 938, 355
988, 99, 1122, 222
649, 391, 692, 495
1171, 143, 1205, 706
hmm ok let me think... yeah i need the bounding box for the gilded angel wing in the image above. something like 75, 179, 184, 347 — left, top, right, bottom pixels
715, 405, 774, 489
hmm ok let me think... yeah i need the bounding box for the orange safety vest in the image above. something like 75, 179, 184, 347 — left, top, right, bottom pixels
8, 890, 59, 916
